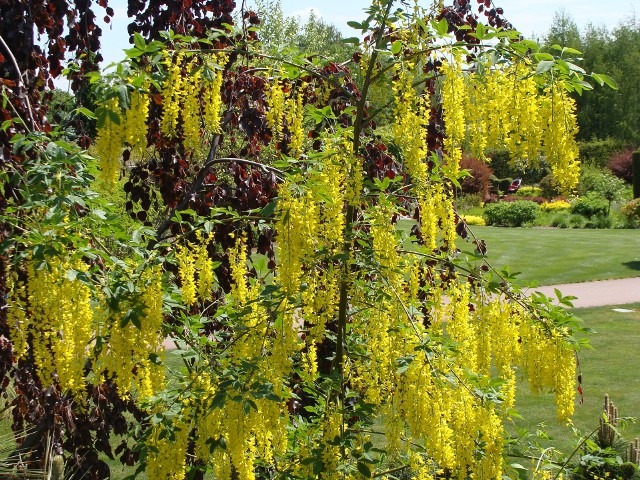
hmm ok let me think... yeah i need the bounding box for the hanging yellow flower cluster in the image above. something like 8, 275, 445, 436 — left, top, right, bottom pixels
124, 87, 150, 156
94, 97, 124, 187
175, 232, 215, 307
203, 52, 228, 134
392, 69, 458, 252
439, 59, 466, 179
93, 50, 228, 189
159, 51, 185, 138
159, 51, 229, 145
345, 252, 577, 477
6, 252, 168, 401
264, 76, 306, 156
95, 79, 152, 186
7, 256, 94, 396
95, 266, 166, 399
441, 58, 581, 192
392, 64, 430, 191
539, 84, 581, 193
145, 237, 294, 480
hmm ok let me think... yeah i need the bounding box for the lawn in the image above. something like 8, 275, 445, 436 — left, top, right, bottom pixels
459, 226, 640, 285
512, 303, 640, 464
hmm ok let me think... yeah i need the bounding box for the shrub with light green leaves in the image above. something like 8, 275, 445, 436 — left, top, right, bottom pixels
570, 194, 609, 218
620, 198, 640, 227
483, 201, 539, 227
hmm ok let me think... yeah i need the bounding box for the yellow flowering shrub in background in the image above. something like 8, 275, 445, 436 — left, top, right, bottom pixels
541, 200, 572, 211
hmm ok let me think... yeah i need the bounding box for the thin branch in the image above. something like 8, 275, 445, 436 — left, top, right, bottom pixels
0, 33, 37, 130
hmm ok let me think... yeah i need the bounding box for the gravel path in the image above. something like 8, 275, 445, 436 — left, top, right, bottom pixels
531, 277, 640, 308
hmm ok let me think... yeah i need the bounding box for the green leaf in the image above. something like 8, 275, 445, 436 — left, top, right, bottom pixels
562, 46, 583, 56
341, 37, 360, 45
357, 462, 372, 478
116, 84, 131, 110
591, 73, 618, 90
535, 60, 555, 75
75, 107, 97, 120
391, 40, 402, 55
124, 47, 145, 59
347, 21, 363, 30
432, 17, 449, 36
261, 202, 276, 217
133, 32, 146, 51
533, 52, 554, 62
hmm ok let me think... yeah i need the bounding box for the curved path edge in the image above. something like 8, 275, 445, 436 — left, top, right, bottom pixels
530, 277, 640, 308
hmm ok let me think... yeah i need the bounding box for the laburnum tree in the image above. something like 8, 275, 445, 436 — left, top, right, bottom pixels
0, 0, 606, 479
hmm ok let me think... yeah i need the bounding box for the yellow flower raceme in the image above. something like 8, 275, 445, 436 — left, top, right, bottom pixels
160, 52, 185, 138
96, 266, 165, 398
7, 257, 94, 395
392, 64, 429, 193
265, 76, 285, 145
540, 84, 581, 193
440, 58, 468, 180
94, 97, 123, 187
6, 271, 29, 360
124, 87, 149, 156
182, 59, 202, 151
175, 232, 215, 307
287, 88, 305, 156
203, 52, 228, 134
146, 418, 190, 480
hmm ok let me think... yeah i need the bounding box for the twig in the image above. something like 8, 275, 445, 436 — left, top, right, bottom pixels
0, 33, 37, 130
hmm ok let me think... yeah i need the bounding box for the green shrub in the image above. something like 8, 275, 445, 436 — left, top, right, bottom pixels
454, 193, 483, 211
620, 198, 640, 227
483, 200, 539, 227
578, 167, 625, 201
515, 186, 543, 197
491, 177, 513, 195
570, 194, 609, 218
551, 211, 570, 228
585, 215, 613, 229
539, 174, 561, 199
569, 214, 586, 228
578, 137, 627, 168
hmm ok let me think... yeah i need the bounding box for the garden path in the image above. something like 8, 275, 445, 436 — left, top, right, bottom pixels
533, 277, 640, 308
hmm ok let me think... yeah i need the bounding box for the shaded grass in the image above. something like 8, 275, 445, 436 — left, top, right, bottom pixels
512, 303, 640, 458
459, 226, 640, 285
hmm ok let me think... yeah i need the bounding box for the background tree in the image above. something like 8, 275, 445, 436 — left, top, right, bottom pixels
543, 11, 640, 144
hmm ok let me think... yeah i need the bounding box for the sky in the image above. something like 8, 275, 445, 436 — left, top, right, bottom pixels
89, 0, 638, 68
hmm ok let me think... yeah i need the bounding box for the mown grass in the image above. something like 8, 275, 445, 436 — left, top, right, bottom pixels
459, 226, 640, 285
512, 303, 640, 460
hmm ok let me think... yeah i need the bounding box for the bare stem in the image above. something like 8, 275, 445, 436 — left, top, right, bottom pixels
0, 33, 37, 130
